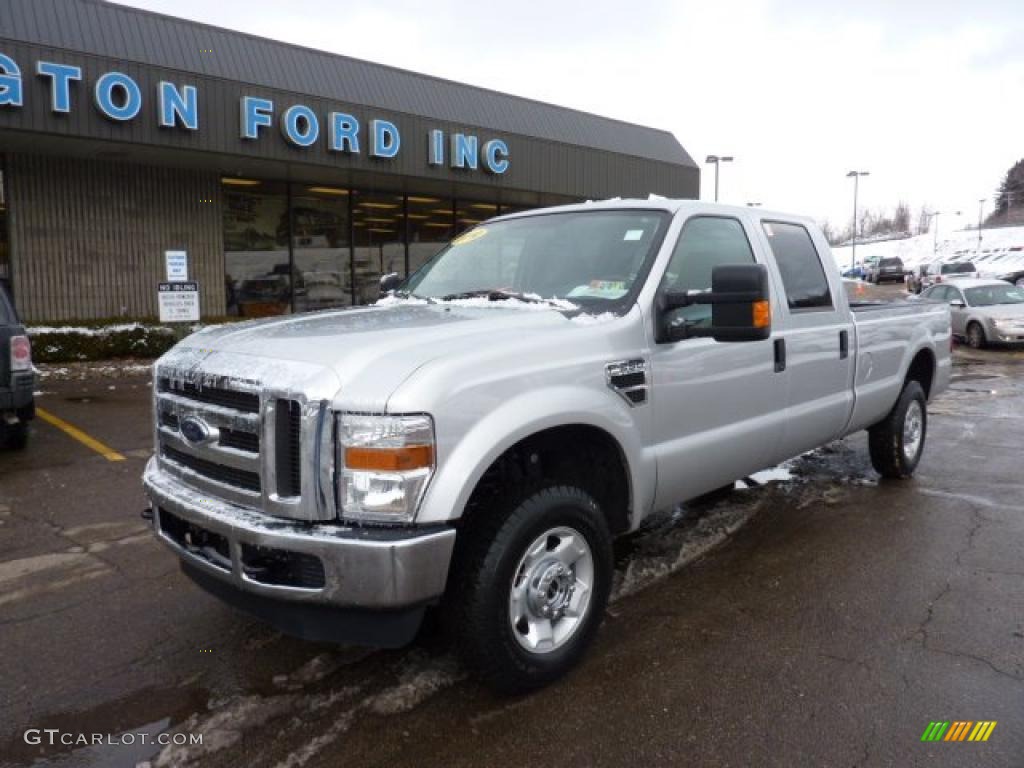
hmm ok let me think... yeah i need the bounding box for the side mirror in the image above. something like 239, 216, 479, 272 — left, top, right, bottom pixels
950, 300, 965, 308
379, 272, 403, 297
657, 264, 772, 343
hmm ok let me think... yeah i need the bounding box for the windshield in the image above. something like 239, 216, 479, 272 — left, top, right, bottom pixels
402, 210, 669, 309
942, 262, 975, 274
880, 258, 902, 267
965, 284, 1024, 306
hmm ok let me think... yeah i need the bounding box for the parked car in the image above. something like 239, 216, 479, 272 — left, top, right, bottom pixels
923, 279, 1024, 348
144, 200, 951, 693
866, 256, 905, 284
0, 280, 34, 449
841, 264, 866, 279
920, 260, 979, 292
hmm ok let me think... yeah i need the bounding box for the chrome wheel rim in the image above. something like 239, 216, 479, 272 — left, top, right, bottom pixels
509, 526, 594, 654
903, 400, 923, 461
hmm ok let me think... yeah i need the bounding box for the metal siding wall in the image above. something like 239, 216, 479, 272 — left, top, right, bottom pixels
0, 38, 697, 201
7, 154, 223, 322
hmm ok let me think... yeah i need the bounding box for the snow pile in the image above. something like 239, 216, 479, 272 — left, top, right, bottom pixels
27, 322, 164, 336
831, 224, 1024, 272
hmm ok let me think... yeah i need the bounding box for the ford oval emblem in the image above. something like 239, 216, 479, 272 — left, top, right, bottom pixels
180, 416, 215, 445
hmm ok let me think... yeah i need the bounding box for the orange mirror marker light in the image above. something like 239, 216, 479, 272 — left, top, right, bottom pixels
752, 299, 771, 329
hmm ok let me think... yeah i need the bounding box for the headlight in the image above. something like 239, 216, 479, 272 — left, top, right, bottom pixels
337, 413, 435, 523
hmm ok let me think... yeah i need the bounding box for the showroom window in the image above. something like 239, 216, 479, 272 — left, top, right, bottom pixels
352, 191, 405, 304
223, 178, 291, 317
407, 195, 454, 276
290, 185, 352, 313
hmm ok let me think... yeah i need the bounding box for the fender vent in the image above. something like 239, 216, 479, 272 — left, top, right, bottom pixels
606, 359, 648, 406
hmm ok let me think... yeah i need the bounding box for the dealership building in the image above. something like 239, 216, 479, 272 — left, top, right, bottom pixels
0, 0, 697, 322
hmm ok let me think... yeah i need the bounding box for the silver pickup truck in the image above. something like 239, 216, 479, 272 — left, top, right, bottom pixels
143, 200, 951, 693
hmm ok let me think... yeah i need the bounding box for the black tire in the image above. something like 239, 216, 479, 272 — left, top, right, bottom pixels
1, 421, 29, 450
447, 485, 613, 695
868, 381, 927, 479
966, 322, 986, 349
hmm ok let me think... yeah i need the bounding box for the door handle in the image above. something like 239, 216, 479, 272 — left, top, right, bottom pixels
774, 338, 786, 373
839, 330, 849, 360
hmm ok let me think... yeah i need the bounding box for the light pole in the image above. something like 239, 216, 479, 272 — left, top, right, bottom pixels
977, 198, 986, 252
846, 170, 869, 270
705, 155, 734, 202
929, 210, 961, 256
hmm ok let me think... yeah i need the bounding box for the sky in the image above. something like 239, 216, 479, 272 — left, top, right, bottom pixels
113, 0, 1024, 232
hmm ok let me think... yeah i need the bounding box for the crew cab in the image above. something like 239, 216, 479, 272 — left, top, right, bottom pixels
143, 200, 951, 693
0, 280, 33, 449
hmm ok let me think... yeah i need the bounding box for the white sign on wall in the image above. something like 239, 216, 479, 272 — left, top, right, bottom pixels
158, 281, 200, 322
165, 250, 188, 282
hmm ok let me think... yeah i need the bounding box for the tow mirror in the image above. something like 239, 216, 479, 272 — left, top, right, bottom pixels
657, 263, 772, 343
379, 272, 403, 297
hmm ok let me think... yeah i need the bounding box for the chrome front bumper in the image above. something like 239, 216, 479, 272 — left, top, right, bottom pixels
143, 458, 456, 610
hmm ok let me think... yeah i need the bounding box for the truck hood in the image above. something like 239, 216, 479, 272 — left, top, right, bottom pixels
162, 302, 590, 410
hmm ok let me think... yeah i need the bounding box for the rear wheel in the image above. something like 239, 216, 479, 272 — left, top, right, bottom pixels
448, 485, 613, 694
966, 322, 986, 349
868, 381, 927, 479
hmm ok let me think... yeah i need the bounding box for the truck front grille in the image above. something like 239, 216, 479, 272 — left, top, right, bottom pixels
162, 444, 262, 493
158, 377, 260, 413
155, 366, 330, 521
275, 399, 302, 497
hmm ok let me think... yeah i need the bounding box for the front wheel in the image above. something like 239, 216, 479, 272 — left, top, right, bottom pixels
449, 486, 613, 694
967, 322, 986, 349
868, 381, 927, 479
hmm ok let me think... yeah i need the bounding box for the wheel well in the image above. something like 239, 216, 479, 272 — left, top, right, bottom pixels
460, 425, 632, 536
905, 348, 936, 399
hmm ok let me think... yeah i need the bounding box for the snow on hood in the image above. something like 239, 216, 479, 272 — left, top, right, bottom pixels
159, 302, 605, 412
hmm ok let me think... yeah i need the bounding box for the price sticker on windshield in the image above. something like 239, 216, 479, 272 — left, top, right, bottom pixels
452, 228, 488, 246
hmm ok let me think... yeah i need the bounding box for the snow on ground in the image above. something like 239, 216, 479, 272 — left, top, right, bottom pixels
830, 224, 1024, 274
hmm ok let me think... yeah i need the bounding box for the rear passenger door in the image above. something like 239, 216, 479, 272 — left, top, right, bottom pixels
758, 220, 855, 461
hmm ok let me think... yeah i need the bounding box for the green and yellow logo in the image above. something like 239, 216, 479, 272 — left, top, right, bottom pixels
921, 721, 997, 742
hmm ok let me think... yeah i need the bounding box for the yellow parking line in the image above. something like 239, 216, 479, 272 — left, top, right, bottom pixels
36, 407, 126, 462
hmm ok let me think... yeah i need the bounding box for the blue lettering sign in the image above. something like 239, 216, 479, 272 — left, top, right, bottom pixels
94, 72, 142, 121
158, 82, 198, 130
451, 133, 479, 170
428, 129, 444, 166
370, 119, 400, 158
0, 53, 23, 107
36, 61, 81, 113
281, 105, 319, 147
240, 96, 273, 139
483, 139, 510, 174
329, 112, 360, 153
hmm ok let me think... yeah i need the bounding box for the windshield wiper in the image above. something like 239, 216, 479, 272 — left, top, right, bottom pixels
439, 289, 570, 308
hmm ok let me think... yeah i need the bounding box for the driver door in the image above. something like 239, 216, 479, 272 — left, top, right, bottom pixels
648, 214, 789, 508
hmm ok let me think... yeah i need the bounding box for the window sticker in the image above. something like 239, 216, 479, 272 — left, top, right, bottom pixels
623, 229, 645, 241
451, 227, 488, 246
567, 280, 629, 299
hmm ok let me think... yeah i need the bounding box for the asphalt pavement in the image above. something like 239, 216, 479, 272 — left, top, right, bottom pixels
1, 345, 1022, 768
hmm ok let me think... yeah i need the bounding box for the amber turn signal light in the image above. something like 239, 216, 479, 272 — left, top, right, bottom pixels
752, 299, 771, 329
345, 445, 434, 471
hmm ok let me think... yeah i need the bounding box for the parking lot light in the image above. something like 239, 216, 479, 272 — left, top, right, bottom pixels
847, 170, 870, 269
706, 155, 734, 202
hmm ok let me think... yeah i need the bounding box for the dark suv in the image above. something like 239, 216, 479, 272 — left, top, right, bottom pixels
867, 256, 905, 284
0, 280, 34, 449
